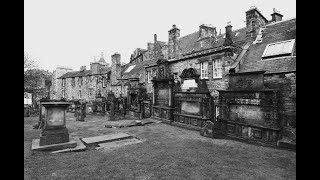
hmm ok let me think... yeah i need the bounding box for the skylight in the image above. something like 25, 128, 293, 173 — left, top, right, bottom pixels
124, 65, 136, 73
262, 39, 295, 59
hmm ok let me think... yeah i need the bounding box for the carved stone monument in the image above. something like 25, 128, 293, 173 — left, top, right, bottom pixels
32, 100, 77, 151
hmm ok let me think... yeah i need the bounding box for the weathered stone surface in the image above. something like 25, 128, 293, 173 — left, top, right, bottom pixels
81, 133, 133, 145
97, 138, 143, 151
40, 128, 70, 146
51, 137, 86, 153
32, 137, 77, 151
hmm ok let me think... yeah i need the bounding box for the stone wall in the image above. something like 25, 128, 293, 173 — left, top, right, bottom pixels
57, 75, 111, 102
263, 72, 296, 130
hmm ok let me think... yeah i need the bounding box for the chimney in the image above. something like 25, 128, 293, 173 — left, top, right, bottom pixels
111, 53, 121, 65
168, 24, 180, 59
90, 62, 101, 75
199, 24, 217, 39
111, 53, 121, 86
154, 34, 157, 42
246, 6, 268, 39
223, 22, 233, 46
271, 8, 283, 22
80, 66, 86, 71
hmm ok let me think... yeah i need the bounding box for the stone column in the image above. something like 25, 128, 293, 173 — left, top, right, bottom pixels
140, 101, 145, 119
169, 82, 173, 107
109, 102, 115, 121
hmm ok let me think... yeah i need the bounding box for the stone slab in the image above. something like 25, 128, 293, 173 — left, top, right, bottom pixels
51, 137, 87, 153
81, 133, 133, 145
32, 137, 77, 151
96, 138, 143, 150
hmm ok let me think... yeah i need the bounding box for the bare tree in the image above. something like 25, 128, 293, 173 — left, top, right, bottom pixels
24, 51, 38, 71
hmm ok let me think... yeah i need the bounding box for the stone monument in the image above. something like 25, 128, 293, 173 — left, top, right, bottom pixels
32, 100, 77, 151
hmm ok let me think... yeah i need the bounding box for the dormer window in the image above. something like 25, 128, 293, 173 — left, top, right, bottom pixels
262, 39, 295, 59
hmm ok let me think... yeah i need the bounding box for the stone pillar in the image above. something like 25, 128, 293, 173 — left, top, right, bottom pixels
169, 81, 173, 106
152, 84, 155, 105
140, 101, 145, 119
109, 102, 115, 121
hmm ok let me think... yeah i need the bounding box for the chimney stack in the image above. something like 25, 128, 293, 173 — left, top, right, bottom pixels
223, 21, 233, 46
271, 8, 283, 22
154, 34, 157, 42
168, 24, 180, 59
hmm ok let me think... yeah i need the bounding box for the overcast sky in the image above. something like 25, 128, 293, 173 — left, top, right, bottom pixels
24, 0, 296, 72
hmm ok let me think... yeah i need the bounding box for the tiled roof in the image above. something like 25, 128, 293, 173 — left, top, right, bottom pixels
178, 27, 248, 56
121, 59, 158, 80
238, 18, 296, 74
58, 67, 111, 79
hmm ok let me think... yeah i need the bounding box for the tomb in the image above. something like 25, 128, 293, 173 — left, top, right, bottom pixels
126, 78, 147, 119
214, 71, 281, 146
92, 93, 106, 115
32, 99, 77, 151
151, 58, 175, 123
172, 68, 214, 131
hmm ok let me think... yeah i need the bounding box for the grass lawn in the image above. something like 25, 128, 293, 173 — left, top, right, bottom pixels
24, 113, 296, 180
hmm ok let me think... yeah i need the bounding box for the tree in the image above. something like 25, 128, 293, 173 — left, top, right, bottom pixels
24, 52, 52, 108
24, 51, 38, 71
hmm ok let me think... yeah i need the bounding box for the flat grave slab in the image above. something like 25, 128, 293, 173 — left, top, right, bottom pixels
51, 137, 86, 153
96, 138, 143, 151
32, 136, 77, 151
81, 132, 133, 145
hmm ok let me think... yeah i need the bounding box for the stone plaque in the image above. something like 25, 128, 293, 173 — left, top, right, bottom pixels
181, 101, 200, 116
228, 71, 265, 90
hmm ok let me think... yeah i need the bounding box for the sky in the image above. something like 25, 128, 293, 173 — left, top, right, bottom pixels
24, 0, 296, 72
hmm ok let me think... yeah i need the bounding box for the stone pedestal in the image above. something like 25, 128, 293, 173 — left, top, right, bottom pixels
40, 128, 70, 146
33, 100, 77, 151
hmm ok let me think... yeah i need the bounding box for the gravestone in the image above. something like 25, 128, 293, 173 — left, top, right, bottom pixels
32, 100, 77, 151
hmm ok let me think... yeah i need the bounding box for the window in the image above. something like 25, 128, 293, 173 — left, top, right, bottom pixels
213, 59, 223, 78
102, 77, 106, 87
147, 71, 152, 83
62, 78, 66, 87
71, 77, 75, 87
62, 90, 65, 98
200, 61, 208, 79
262, 39, 295, 59
88, 89, 92, 97
173, 73, 179, 82
78, 90, 81, 99
78, 77, 82, 86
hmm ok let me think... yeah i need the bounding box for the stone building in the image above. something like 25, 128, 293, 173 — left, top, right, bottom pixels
55, 53, 114, 101
144, 6, 295, 144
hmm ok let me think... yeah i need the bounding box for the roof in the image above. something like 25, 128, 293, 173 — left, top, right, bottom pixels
120, 59, 158, 80
177, 27, 248, 57
58, 67, 111, 79
238, 18, 296, 74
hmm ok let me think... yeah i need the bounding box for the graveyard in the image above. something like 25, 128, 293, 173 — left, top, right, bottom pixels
24, 111, 296, 179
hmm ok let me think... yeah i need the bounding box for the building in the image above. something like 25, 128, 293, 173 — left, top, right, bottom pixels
144, 6, 295, 144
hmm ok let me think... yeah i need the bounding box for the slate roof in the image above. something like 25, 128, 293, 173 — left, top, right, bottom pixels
57, 67, 111, 79
175, 27, 248, 58
120, 59, 158, 80
238, 18, 296, 74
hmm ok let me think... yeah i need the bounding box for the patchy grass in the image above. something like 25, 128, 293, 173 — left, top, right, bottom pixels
25, 113, 296, 180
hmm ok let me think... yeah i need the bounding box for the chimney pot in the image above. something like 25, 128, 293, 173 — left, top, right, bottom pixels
154, 34, 157, 42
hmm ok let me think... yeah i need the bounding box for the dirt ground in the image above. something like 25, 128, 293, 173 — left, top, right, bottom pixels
24, 113, 296, 180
